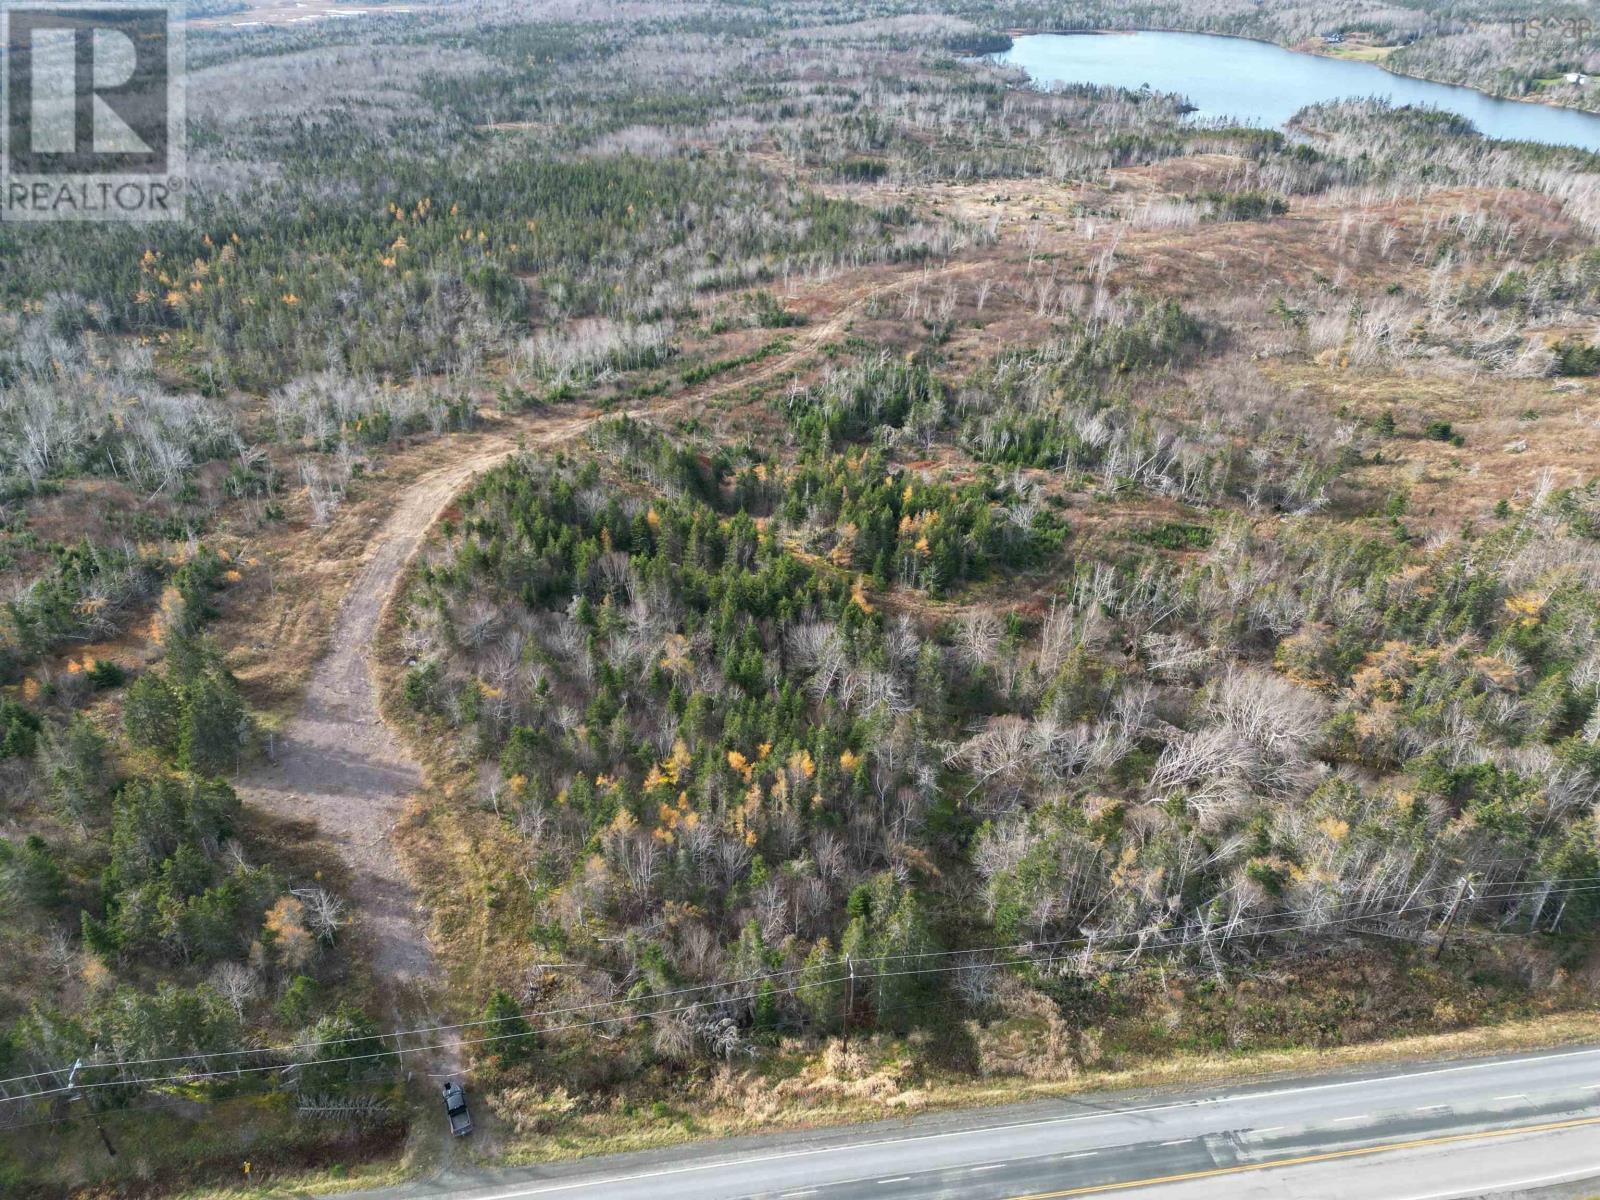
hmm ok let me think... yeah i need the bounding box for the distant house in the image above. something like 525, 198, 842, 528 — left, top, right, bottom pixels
1565, 72, 1588, 85
1323, 32, 1344, 44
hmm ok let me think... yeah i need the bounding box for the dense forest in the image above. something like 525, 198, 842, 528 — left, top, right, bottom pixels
3, 0, 1600, 1194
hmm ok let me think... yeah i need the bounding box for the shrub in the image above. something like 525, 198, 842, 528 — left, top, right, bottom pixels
1204, 190, 1289, 221
838, 157, 889, 183
1424, 419, 1464, 445
87, 659, 127, 689
1134, 521, 1213, 550
1552, 336, 1600, 375
750, 290, 805, 328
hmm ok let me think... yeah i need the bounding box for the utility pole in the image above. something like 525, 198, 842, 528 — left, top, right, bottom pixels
1433, 877, 1471, 961
1550, 893, 1568, 935
842, 955, 854, 1053
67, 1058, 117, 1160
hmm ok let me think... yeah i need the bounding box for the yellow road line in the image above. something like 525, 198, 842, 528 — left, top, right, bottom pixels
1007, 1113, 1600, 1199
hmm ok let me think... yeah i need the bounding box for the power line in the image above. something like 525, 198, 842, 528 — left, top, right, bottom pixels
0, 873, 1529, 1088
0, 901, 1481, 1104
0, 879, 1582, 1095
0, 886, 1465, 1089
3, 879, 1586, 1105
0, 876, 1478, 1094
2, 969, 856, 1103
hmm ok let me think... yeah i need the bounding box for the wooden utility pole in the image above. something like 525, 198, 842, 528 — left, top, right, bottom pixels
842, 954, 854, 1053
1433, 877, 1470, 960
67, 1058, 117, 1159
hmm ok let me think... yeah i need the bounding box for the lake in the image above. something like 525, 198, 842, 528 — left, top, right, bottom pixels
999, 31, 1600, 153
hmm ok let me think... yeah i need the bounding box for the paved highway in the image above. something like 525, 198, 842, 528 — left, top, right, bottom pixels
364, 1046, 1600, 1200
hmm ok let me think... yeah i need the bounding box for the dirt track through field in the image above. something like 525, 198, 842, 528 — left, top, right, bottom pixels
243, 440, 509, 987
236, 258, 985, 1069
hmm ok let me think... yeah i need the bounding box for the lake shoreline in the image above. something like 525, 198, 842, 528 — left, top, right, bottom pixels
1004, 26, 1598, 119
997, 28, 1600, 151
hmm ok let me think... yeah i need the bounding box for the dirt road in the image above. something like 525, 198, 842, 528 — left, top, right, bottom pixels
241, 439, 513, 1002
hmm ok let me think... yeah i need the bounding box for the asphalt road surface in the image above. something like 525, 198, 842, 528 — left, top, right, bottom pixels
362, 1046, 1600, 1200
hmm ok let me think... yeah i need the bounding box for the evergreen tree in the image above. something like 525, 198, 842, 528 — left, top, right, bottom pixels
2, 836, 68, 909
482, 990, 539, 1068
0, 699, 41, 760
124, 674, 182, 758
179, 670, 247, 776
292, 1006, 392, 1092
796, 938, 845, 1035
46, 715, 118, 827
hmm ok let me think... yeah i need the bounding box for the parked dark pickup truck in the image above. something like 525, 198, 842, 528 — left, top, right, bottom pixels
442, 1081, 473, 1137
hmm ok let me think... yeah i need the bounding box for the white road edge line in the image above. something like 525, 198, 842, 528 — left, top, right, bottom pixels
969, 1163, 1007, 1171
877, 1178, 909, 1184
446, 1046, 1600, 1200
